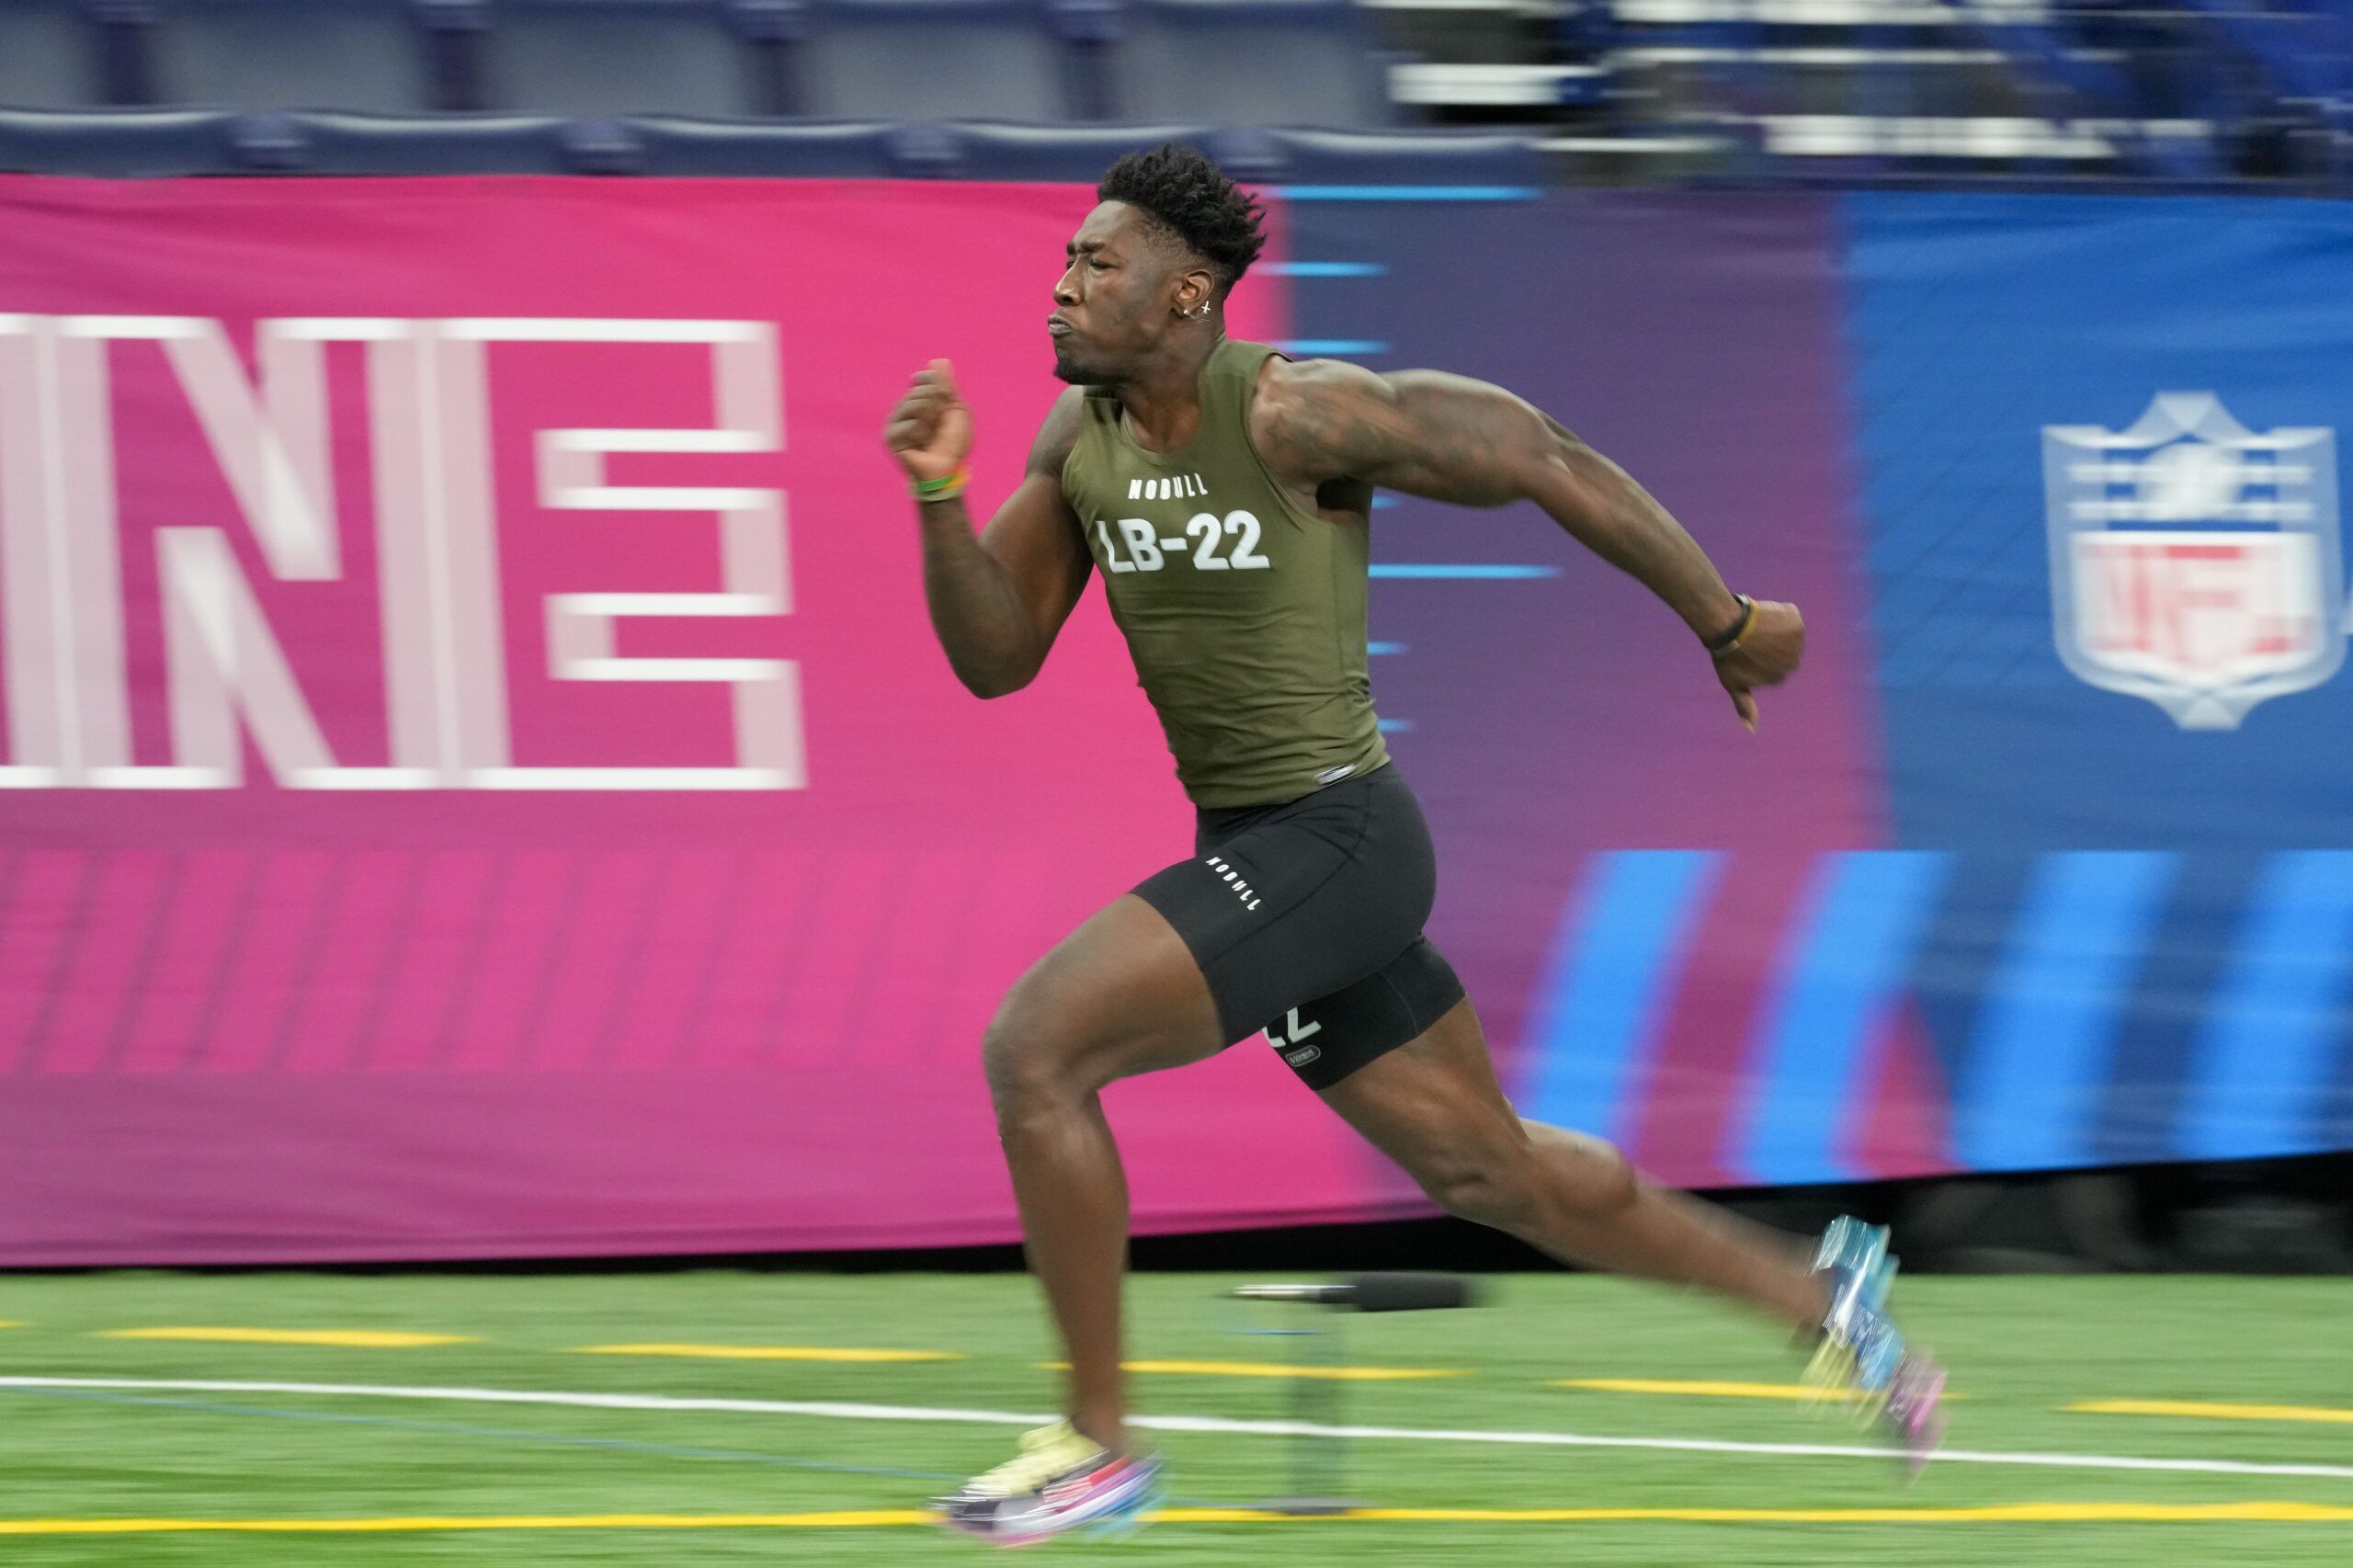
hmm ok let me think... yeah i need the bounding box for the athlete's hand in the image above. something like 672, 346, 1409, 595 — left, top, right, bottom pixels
884, 359, 975, 484
1714, 598, 1803, 733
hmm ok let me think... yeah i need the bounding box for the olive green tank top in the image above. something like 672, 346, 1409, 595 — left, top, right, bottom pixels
1061, 337, 1390, 809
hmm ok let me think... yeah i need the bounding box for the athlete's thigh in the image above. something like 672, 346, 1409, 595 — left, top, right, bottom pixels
1313, 991, 1523, 1164
994, 892, 1227, 1092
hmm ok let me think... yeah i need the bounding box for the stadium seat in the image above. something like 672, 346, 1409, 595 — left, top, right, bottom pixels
1227, 125, 1543, 185
0, 106, 621, 176
137, 0, 469, 112
0, 105, 249, 174
265, 109, 597, 173
793, 0, 1102, 122
949, 119, 1210, 179
1104, 0, 1393, 128
631, 115, 979, 175
0, 0, 109, 108
472, 0, 788, 118
940, 121, 1540, 183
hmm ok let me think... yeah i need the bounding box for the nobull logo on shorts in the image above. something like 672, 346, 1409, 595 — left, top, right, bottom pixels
2043, 392, 2343, 730
1204, 855, 1261, 911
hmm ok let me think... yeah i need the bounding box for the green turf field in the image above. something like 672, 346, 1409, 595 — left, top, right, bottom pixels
2, 1269, 2349, 1563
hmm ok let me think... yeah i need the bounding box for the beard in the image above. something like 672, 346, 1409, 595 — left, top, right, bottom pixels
1051, 341, 1118, 388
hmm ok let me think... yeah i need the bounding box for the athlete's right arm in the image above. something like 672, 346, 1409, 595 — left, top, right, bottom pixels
884, 363, 1092, 699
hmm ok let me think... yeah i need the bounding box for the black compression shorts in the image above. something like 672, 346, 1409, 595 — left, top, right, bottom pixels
1131, 763, 1465, 1091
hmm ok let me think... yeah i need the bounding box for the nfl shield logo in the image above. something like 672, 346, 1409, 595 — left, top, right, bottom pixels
2044, 392, 2343, 729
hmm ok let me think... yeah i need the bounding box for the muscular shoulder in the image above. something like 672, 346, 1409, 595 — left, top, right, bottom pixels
1250, 356, 1409, 488
1026, 386, 1090, 483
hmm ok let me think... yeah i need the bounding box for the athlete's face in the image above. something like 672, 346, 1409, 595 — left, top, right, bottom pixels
1049, 202, 1207, 385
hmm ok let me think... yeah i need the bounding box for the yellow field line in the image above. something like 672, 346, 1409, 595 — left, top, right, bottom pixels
575, 1344, 961, 1363
2072, 1400, 2353, 1426
1555, 1379, 1867, 1403
5, 1502, 2352, 1535
98, 1329, 474, 1349
1046, 1359, 1467, 1381
0, 1512, 933, 1535
1331, 1504, 2353, 1523
0, 1321, 24, 1330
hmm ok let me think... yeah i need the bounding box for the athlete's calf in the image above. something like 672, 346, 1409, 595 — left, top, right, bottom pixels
1323, 999, 1830, 1333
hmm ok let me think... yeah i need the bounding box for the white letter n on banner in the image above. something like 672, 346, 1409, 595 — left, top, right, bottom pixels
0, 315, 344, 788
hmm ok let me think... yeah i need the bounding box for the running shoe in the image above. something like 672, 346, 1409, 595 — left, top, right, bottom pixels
1804, 1216, 1948, 1471
932, 1420, 1164, 1546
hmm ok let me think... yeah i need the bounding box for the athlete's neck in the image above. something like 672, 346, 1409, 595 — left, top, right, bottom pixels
1111, 332, 1224, 454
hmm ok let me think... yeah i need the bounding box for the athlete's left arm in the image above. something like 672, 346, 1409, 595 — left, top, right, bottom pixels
1254, 358, 1802, 728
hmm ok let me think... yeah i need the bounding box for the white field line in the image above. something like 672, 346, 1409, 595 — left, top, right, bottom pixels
7, 1377, 2353, 1484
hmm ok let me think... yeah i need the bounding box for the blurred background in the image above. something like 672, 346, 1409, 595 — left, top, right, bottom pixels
0, 0, 2345, 185
0, 2, 2350, 1561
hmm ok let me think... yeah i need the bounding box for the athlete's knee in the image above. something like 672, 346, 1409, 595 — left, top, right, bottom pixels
1523, 1119, 1640, 1214
978, 979, 1077, 1111
1409, 1138, 1546, 1235
980, 977, 1090, 1122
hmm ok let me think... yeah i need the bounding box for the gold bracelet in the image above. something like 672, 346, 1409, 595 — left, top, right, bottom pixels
1705, 594, 1757, 659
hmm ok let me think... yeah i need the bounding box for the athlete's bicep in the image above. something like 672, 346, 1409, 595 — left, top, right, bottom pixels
974, 472, 1093, 664
1257, 358, 1565, 508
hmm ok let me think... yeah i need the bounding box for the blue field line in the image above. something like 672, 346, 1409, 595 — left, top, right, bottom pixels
1366, 642, 1408, 656
1735, 852, 1952, 1187
1371, 494, 1398, 509
1517, 851, 1726, 1146
1376, 718, 1413, 733
2177, 850, 2353, 1162
1369, 563, 1558, 579
1266, 261, 1388, 278
1272, 186, 1541, 202
1955, 852, 2177, 1173
1278, 339, 1392, 357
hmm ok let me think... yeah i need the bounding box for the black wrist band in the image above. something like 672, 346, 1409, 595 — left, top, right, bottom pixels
1703, 593, 1756, 655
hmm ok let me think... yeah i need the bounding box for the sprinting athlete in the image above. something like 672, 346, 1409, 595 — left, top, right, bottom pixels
885, 144, 1942, 1547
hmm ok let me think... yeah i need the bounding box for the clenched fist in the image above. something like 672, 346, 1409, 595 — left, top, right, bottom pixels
884, 359, 974, 484
1714, 597, 1803, 733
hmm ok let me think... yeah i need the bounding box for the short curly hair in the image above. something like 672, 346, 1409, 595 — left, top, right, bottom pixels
1097, 143, 1267, 297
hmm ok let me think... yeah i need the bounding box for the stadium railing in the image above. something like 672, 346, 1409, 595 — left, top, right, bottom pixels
0, 108, 1549, 182
3, 0, 1398, 126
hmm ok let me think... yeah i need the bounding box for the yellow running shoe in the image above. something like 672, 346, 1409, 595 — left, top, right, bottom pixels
932, 1420, 1164, 1545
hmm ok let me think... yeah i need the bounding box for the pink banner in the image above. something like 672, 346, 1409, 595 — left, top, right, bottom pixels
0, 175, 1394, 1264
